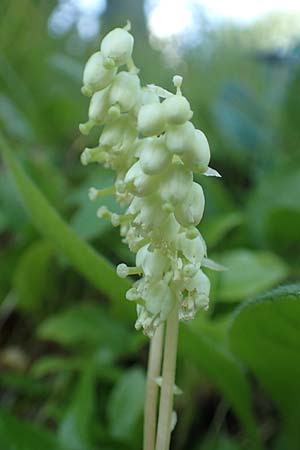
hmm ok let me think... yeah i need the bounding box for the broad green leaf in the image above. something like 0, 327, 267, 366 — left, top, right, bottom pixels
13, 240, 54, 311
213, 249, 288, 302
59, 364, 95, 450
37, 304, 134, 361
229, 284, 300, 449
0, 408, 67, 450
107, 367, 145, 443
0, 134, 132, 320
179, 325, 262, 449
247, 168, 300, 247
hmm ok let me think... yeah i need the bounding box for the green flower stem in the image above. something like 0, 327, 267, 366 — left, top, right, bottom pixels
155, 303, 179, 450
144, 323, 164, 450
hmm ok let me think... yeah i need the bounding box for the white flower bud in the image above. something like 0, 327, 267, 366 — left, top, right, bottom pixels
100, 115, 137, 148
100, 27, 134, 65
182, 129, 210, 172
88, 86, 110, 124
174, 182, 205, 227
82, 51, 117, 96
109, 71, 140, 112
137, 103, 166, 137
163, 95, 192, 125
159, 164, 193, 205
139, 137, 171, 175
165, 121, 195, 155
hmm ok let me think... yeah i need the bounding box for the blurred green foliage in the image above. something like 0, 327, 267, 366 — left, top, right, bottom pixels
0, 1, 300, 450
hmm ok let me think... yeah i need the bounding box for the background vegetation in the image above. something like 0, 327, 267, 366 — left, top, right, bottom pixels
1, 1, 300, 449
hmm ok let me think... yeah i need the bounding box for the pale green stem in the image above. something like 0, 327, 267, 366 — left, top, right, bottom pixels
155, 304, 179, 450
144, 323, 164, 450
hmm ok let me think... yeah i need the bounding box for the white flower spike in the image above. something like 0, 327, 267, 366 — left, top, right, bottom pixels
80, 24, 221, 337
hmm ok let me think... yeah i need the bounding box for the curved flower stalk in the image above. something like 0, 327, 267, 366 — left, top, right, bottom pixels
79, 22, 221, 450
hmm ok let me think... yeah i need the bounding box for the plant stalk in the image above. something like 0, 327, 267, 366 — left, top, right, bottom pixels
155, 303, 179, 450
144, 323, 164, 450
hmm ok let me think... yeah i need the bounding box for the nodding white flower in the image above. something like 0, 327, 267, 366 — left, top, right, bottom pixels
136, 245, 169, 279
125, 160, 159, 197
165, 121, 195, 155
182, 129, 211, 172
109, 71, 140, 112
137, 102, 166, 137
159, 164, 193, 206
163, 94, 193, 125
174, 182, 205, 227
100, 26, 134, 66
139, 136, 171, 175
82, 52, 117, 96
80, 26, 220, 336
176, 230, 206, 265
99, 115, 137, 149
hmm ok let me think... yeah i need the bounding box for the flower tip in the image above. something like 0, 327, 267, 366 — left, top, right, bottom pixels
173, 75, 183, 88
124, 20, 131, 31
117, 263, 129, 278
81, 85, 92, 97
88, 187, 98, 201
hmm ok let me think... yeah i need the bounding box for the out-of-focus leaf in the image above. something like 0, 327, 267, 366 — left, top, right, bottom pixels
59, 364, 95, 450
247, 168, 300, 248
229, 284, 300, 450
31, 356, 82, 378
107, 367, 145, 443
196, 433, 243, 450
0, 408, 67, 450
13, 240, 54, 311
0, 371, 48, 397
0, 135, 132, 319
0, 94, 35, 141
201, 212, 243, 248
213, 81, 271, 152
49, 54, 83, 84
213, 249, 288, 302
0, 169, 28, 232
37, 304, 133, 361
180, 325, 262, 449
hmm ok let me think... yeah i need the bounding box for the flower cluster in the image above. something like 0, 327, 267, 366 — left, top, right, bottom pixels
80, 23, 221, 337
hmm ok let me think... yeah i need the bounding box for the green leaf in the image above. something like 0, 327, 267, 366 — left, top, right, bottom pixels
247, 167, 300, 247
0, 408, 66, 450
0, 134, 132, 320
31, 356, 82, 378
13, 240, 54, 311
59, 364, 95, 450
229, 284, 300, 449
201, 212, 243, 248
107, 367, 145, 443
37, 304, 134, 361
179, 325, 262, 449
214, 249, 289, 302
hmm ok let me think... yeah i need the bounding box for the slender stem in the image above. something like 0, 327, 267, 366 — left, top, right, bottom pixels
155, 304, 179, 450
144, 324, 164, 450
